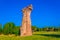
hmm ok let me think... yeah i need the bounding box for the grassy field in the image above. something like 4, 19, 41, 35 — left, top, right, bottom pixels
0, 31, 60, 40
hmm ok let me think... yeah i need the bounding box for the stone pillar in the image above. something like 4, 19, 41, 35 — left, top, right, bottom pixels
20, 4, 32, 36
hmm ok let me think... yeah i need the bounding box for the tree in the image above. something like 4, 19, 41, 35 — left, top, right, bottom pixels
32, 26, 38, 32
3, 22, 15, 35
13, 26, 20, 36
39, 28, 43, 31
0, 24, 2, 34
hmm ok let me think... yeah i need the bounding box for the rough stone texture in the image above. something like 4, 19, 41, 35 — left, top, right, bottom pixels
20, 4, 32, 36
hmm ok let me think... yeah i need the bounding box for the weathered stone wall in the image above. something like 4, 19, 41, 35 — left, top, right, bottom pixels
20, 4, 32, 36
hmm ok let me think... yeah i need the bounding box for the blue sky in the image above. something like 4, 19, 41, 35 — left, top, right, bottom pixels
0, 0, 60, 28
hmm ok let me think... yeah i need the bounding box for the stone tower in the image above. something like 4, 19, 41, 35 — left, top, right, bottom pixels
20, 4, 33, 36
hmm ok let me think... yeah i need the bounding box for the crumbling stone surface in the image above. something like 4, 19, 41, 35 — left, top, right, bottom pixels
20, 4, 33, 36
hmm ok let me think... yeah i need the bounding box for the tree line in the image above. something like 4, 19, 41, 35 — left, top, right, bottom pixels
0, 22, 20, 35
0, 22, 60, 35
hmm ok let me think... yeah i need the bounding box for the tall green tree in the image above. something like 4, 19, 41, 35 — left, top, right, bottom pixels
3, 22, 15, 35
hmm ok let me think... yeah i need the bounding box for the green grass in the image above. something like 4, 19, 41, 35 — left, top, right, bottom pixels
0, 31, 60, 40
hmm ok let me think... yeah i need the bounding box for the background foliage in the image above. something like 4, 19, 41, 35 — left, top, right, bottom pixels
0, 22, 60, 35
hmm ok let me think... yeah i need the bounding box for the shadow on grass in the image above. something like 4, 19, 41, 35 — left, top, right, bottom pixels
34, 34, 60, 38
